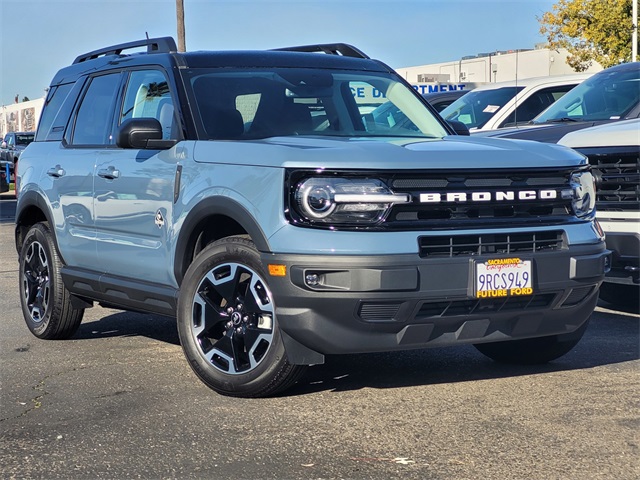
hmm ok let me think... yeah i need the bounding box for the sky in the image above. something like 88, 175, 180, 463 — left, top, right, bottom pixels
0, 0, 558, 106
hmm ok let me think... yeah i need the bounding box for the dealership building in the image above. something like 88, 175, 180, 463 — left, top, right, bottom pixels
396, 44, 603, 94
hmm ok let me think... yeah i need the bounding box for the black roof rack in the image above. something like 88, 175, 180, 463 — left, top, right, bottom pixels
271, 43, 369, 59
73, 36, 177, 64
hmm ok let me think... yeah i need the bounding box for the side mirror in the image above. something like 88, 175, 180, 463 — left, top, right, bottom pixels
116, 118, 176, 150
1, 142, 7, 149
447, 120, 470, 136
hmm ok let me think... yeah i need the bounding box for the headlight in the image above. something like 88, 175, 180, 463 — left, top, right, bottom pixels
294, 177, 410, 225
568, 171, 596, 218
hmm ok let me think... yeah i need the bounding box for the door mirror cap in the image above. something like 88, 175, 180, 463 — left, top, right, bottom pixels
447, 120, 470, 136
116, 118, 176, 149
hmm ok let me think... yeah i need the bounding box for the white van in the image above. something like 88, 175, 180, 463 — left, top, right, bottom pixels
440, 73, 593, 131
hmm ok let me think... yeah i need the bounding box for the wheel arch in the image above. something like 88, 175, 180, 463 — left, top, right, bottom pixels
14, 190, 54, 255
174, 196, 271, 285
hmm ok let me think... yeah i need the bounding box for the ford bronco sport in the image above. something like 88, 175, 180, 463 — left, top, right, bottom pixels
15, 37, 609, 397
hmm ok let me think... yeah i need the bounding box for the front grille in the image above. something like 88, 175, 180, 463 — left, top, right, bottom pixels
418, 230, 565, 257
580, 146, 640, 212
286, 167, 584, 231
417, 293, 557, 318
386, 169, 576, 230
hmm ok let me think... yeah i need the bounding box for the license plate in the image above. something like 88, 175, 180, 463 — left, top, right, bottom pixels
476, 258, 533, 298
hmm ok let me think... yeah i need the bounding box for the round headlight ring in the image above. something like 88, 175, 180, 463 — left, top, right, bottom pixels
299, 182, 336, 219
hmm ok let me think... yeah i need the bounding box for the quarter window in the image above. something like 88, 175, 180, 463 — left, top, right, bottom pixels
36, 83, 74, 142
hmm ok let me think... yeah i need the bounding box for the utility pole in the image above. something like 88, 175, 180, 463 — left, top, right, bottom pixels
176, 0, 186, 52
633, 0, 638, 62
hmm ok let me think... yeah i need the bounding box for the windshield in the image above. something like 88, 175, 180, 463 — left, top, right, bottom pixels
440, 86, 524, 129
16, 134, 34, 145
534, 67, 640, 123
185, 68, 448, 140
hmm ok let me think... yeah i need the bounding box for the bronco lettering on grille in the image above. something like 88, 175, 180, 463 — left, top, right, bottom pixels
419, 190, 558, 203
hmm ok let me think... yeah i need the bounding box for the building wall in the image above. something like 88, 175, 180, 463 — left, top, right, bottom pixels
396, 47, 603, 85
1, 98, 45, 137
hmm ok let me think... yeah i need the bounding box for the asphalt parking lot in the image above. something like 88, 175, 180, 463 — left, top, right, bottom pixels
1, 193, 638, 479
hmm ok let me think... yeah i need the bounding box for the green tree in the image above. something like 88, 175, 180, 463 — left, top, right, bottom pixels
539, 0, 637, 70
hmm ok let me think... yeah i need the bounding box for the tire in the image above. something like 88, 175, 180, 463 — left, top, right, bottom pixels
473, 319, 590, 365
19, 222, 84, 339
177, 236, 307, 397
599, 283, 640, 310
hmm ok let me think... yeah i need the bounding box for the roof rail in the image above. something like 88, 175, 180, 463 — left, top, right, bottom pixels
272, 43, 369, 59
73, 36, 178, 64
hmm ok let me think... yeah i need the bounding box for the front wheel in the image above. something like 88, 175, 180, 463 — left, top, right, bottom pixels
177, 236, 307, 397
474, 319, 590, 364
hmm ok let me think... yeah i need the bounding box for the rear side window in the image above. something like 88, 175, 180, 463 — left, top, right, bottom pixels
70, 74, 121, 146
500, 84, 576, 128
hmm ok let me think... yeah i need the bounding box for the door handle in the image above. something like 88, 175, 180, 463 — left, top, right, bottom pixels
98, 167, 121, 180
46, 166, 66, 178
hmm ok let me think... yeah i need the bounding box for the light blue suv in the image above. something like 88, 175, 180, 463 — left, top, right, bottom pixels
15, 37, 609, 397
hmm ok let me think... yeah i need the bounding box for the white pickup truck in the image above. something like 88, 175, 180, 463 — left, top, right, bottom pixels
559, 119, 640, 308
440, 73, 592, 131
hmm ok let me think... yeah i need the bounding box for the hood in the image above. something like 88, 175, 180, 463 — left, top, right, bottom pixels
558, 118, 640, 148
472, 120, 611, 144
193, 134, 586, 170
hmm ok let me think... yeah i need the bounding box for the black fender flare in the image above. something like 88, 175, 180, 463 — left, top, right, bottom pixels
173, 195, 271, 285
14, 190, 56, 254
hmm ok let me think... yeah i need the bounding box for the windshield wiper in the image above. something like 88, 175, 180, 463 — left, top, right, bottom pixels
542, 117, 580, 123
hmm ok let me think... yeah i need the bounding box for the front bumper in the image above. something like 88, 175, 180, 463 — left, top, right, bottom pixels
262, 242, 609, 363
600, 220, 640, 285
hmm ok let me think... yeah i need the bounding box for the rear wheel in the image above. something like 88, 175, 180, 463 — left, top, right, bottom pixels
177, 236, 306, 397
474, 320, 590, 364
19, 222, 84, 339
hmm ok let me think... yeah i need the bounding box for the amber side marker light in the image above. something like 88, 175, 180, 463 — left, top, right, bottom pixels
268, 264, 287, 277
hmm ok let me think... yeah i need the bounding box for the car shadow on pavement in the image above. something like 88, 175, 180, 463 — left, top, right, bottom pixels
286, 308, 640, 396
599, 298, 640, 315
74, 311, 180, 346
70, 306, 639, 396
